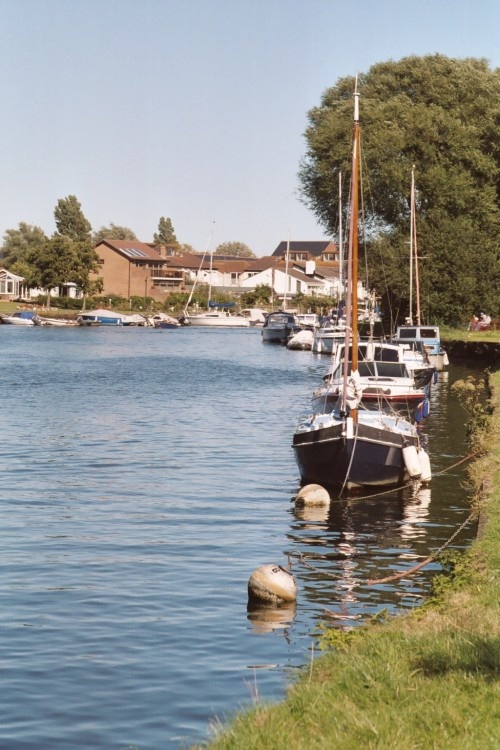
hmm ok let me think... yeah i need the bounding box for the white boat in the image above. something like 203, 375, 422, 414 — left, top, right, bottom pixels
76, 309, 127, 326
240, 308, 267, 326
0, 310, 37, 325
182, 230, 249, 328
394, 324, 448, 372
287, 328, 314, 350
184, 308, 250, 327
397, 170, 448, 371
312, 358, 429, 415
293, 85, 429, 491
33, 316, 78, 327
311, 316, 348, 353
148, 313, 181, 328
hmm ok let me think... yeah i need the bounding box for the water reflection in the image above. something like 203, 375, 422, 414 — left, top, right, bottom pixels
400, 485, 432, 540
286, 480, 439, 616
246, 602, 297, 635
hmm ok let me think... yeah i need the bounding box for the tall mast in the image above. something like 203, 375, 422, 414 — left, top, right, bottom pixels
183, 221, 215, 316
341, 83, 360, 416
350, 89, 360, 375
283, 231, 290, 311
412, 168, 422, 326
338, 171, 343, 297
409, 168, 414, 324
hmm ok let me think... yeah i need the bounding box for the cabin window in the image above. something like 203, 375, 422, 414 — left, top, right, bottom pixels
374, 346, 399, 362
401, 328, 417, 338
420, 328, 438, 338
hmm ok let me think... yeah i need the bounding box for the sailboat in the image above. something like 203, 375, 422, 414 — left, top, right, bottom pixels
393, 169, 448, 370
293, 85, 430, 491
182, 228, 250, 328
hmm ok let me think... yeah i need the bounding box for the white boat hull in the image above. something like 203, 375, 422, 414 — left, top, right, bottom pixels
185, 313, 250, 327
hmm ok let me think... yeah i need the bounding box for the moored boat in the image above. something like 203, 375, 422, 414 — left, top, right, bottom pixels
394, 324, 448, 371
287, 328, 314, 350
0, 310, 37, 325
261, 311, 300, 343
292, 84, 429, 492
76, 309, 127, 326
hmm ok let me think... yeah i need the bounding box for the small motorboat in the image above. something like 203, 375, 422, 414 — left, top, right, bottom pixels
261, 311, 300, 344
0, 310, 37, 325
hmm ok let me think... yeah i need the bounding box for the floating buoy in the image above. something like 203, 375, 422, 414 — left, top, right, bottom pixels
248, 564, 298, 605
295, 483, 330, 507
418, 449, 432, 482
403, 443, 422, 478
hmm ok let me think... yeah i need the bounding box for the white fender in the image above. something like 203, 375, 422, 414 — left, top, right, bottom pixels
418, 449, 432, 482
403, 444, 422, 478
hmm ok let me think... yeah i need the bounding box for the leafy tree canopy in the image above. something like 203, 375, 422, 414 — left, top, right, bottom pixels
154, 217, 177, 245
1, 222, 48, 267
215, 241, 255, 258
299, 54, 500, 324
54, 195, 92, 242
26, 236, 80, 308
93, 224, 138, 243
240, 284, 272, 306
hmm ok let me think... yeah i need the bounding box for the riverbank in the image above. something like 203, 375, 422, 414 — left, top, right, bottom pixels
195, 350, 499, 749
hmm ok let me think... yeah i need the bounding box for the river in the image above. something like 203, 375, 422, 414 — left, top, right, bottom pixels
0, 325, 478, 749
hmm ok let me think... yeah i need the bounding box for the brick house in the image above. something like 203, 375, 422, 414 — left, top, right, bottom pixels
92, 240, 185, 301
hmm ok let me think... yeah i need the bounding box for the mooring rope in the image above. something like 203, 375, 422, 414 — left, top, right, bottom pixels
288, 510, 476, 589
288, 450, 481, 588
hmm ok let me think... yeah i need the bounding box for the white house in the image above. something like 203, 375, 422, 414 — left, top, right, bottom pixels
0, 268, 26, 300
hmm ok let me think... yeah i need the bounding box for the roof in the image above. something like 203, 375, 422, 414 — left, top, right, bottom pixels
272, 240, 336, 257
96, 239, 165, 262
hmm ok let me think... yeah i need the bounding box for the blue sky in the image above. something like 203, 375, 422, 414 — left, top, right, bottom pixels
0, 0, 498, 256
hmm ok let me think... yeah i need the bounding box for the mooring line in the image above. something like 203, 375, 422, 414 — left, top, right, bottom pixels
288, 510, 477, 589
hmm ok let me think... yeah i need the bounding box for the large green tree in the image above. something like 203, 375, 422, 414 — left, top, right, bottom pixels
299, 55, 500, 325
154, 217, 177, 245
26, 236, 79, 309
54, 195, 92, 242
93, 224, 138, 243
1, 222, 48, 267
53, 195, 100, 307
215, 241, 255, 258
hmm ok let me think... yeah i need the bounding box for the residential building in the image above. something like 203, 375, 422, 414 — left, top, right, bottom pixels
0, 268, 27, 300
91, 239, 185, 300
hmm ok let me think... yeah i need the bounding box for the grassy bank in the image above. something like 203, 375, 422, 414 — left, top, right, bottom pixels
194, 370, 500, 750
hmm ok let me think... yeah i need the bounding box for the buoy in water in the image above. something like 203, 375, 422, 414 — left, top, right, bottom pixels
295, 483, 330, 506
248, 564, 298, 605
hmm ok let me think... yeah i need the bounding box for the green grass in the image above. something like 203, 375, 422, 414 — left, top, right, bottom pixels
193, 371, 500, 750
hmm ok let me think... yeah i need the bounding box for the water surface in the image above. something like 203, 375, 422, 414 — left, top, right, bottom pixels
0, 326, 476, 749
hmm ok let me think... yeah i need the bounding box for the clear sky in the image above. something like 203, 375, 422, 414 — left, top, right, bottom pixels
0, 0, 499, 256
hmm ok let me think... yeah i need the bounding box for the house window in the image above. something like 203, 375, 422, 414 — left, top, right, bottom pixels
98, 259, 105, 265
231, 273, 238, 282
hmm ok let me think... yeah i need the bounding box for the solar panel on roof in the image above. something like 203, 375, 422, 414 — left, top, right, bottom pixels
121, 248, 148, 258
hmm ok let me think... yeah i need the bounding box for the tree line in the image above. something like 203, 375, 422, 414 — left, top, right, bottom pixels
1, 201, 256, 298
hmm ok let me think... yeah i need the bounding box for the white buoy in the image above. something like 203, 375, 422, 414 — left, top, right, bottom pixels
248, 564, 298, 605
418, 449, 432, 482
403, 444, 422, 479
295, 483, 330, 506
